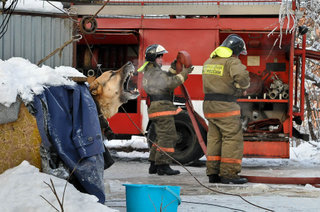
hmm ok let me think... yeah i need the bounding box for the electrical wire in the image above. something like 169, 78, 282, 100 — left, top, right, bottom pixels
181, 200, 246, 212
45, 0, 78, 23
105, 198, 247, 211
121, 105, 274, 212
0, 0, 18, 39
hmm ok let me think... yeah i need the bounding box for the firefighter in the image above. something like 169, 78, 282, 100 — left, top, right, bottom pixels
202, 34, 250, 184
138, 44, 193, 175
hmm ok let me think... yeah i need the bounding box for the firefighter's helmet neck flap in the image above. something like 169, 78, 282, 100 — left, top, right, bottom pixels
210, 34, 247, 58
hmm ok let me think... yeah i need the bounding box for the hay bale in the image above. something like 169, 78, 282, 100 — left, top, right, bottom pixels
0, 103, 41, 174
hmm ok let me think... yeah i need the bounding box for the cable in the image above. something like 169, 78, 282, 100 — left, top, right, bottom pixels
0, 0, 18, 39
45, 1, 67, 15
45, 1, 78, 23
104, 198, 247, 211
181, 200, 246, 212
82, 34, 103, 75
121, 105, 274, 212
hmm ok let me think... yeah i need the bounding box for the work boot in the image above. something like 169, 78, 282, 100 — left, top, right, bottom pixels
149, 161, 157, 174
221, 176, 248, 184
157, 164, 180, 175
208, 174, 221, 183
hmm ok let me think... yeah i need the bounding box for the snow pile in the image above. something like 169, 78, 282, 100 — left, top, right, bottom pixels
290, 142, 320, 164
0, 57, 85, 107
105, 136, 149, 159
105, 136, 148, 149
0, 161, 116, 212
4, 0, 64, 13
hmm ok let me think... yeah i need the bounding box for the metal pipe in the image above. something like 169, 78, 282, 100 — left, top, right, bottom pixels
281, 90, 289, 99
268, 90, 278, 99
299, 34, 307, 120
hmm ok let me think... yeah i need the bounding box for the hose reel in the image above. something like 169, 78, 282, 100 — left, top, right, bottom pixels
79, 16, 98, 34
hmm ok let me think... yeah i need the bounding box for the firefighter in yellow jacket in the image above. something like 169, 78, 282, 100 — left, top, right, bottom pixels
202, 34, 250, 184
138, 44, 193, 175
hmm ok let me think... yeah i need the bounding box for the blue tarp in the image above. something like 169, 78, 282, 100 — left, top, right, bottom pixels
33, 84, 105, 203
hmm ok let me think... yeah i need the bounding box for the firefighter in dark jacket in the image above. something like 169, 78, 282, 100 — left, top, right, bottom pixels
138, 44, 193, 175
202, 34, 250, 184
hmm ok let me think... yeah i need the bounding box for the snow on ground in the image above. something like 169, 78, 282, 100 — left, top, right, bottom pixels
178, 193, 320, 212
0, 161, 116, 212
106, 136, 320, 167
102, 140, 320, 212
105, 136, 148, 150
1, 137, 319, 211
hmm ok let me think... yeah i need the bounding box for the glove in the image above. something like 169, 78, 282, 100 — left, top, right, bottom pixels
169, 59, 177, 74
183, 65, 194, 74
171, 59, 177, 70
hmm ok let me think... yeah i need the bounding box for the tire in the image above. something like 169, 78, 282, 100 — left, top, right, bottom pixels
147, 110, 207, 164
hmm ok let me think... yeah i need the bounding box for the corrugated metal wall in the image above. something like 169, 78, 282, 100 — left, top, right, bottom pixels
0, 13, 74, 67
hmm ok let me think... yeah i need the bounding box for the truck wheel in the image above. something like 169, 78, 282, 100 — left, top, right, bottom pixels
147, 110, 207, 164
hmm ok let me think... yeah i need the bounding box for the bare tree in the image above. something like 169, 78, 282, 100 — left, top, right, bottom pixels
274, 1, 320, 143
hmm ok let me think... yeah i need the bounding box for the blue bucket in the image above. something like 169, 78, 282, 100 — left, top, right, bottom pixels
124, 184, 181, 212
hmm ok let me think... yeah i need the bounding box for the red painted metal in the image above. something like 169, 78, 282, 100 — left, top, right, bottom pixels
99, 0, 281, 4
108, 98, 142, 135
79, 33, 139, 45
175, 75, 204, 100
299, 34, 307, 121
294, 53, 300, 109
282, 118, 290, 134
288, 31, 295, 137
244, 141, 289, 158
305, 49, 320, 60
293, 47, 320, 119
141, 29, 219, 66
95, 18, 285, 32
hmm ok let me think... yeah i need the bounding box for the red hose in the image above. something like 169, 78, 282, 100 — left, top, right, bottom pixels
241, 175, 320, 187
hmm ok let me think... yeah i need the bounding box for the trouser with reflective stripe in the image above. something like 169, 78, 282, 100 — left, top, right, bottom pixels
206, 116, 243, 178
149, 115, 178, 165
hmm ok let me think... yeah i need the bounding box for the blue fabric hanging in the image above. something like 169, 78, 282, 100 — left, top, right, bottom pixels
33, 84, 105, 203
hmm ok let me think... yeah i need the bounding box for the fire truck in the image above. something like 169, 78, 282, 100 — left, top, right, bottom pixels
71, 0, 315, 164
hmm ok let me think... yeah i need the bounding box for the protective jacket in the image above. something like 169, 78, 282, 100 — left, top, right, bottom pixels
141, 61, 189, 164
202, 55, 250, 178
142, 62, 188, 118
202, 56, 250, 117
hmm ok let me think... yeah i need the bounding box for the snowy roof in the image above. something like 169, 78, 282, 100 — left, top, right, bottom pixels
0, 57, 85, 107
